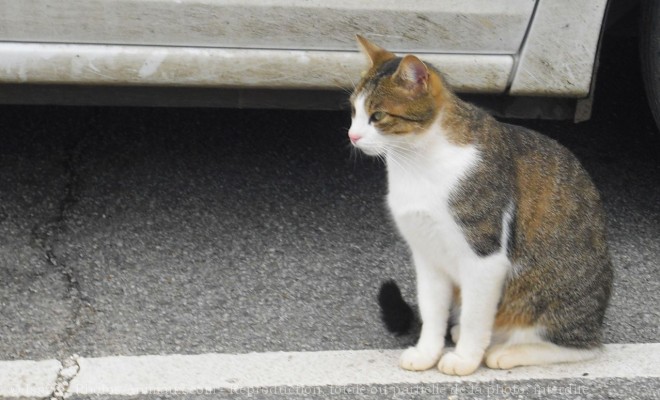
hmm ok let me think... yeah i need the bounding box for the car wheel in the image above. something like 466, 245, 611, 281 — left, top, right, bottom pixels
640, 0, 660, 130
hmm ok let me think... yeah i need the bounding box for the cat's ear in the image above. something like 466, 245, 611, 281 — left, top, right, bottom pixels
393, 55, 430, 93
356, 34, 396, 67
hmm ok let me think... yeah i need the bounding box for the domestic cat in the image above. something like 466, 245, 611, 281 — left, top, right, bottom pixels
348, 36, 613, 376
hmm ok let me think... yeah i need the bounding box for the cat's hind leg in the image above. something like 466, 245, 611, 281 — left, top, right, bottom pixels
484, 328, 599, 369
485, 342, 598, 369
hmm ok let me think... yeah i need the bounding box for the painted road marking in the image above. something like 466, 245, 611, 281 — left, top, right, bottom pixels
1, 343, 658, 397
0, 359, 61, 397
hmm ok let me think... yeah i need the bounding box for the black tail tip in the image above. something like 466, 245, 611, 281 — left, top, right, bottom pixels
378, 280, 414, 335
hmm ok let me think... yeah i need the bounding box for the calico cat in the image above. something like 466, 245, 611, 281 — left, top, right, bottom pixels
348, 36, 613, 376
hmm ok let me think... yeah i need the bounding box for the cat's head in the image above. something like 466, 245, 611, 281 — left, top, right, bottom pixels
348, 35, 451, 156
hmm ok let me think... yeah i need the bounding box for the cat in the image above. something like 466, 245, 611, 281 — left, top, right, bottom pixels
348, 35, 613, 376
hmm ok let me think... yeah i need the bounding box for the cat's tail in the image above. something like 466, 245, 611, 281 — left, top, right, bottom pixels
377, 280, 417, 335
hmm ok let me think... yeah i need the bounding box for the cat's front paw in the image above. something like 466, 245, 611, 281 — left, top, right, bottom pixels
399, 346, 441, 371
438, 351, 481, 376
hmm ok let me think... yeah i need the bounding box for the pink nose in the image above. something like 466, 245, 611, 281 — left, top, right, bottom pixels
348, 131, 362, 144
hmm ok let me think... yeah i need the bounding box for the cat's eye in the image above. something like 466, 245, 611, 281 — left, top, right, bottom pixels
369, 111, 386, 124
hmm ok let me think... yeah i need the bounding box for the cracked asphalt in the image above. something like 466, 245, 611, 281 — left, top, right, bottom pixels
0, 36, 659, 398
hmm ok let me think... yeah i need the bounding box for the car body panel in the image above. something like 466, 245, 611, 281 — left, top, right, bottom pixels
0, 0, 610, 112
0, 0, 534, 54
0, 43, 513, 93
510, 0, 608, 96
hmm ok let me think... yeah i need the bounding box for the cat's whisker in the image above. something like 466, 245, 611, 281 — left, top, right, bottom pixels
388, 148, 418, 164
347, 75, 358, 91
329, 82, 354, 96
384, 150, 416, 177
386, 146, 423, 175
347, 145, 359, 164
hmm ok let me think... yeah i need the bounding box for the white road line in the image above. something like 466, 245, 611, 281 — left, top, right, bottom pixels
0, 359, 61, 397
2, 344, 659, 397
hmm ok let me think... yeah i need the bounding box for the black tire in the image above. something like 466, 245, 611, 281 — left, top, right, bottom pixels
640, 0, 660, 130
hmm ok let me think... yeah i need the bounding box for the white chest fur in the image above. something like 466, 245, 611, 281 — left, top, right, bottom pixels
386, 133, 482, 281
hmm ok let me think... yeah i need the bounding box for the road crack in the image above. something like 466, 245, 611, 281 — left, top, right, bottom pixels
48, 354, 81, 400
30, 132, 96, 347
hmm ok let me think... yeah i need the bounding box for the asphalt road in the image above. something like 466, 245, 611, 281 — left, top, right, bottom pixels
1, 37, 659, 398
